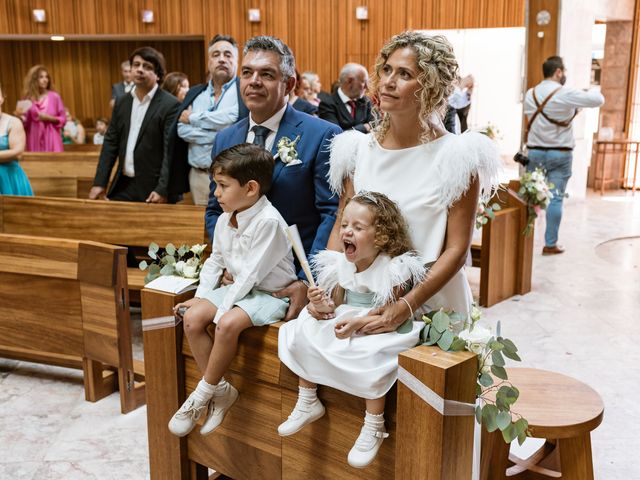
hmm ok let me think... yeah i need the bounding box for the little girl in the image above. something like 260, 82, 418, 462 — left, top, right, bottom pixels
278, 191, 426, 468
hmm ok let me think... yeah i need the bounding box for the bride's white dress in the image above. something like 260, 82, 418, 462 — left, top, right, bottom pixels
278, 130, 501, 400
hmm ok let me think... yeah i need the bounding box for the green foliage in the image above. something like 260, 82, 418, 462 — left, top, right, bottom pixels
139, 242, 207, 284
476, 201, 502, 229
419, 307, 529, 445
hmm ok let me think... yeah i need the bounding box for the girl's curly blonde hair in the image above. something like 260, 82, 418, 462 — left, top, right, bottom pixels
349, 191, 413, 258
369, 31, 459, 143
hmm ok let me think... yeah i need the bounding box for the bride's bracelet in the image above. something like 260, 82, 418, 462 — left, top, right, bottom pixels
398, 297, 414, 320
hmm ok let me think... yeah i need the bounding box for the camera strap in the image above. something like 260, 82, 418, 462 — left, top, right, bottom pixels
524, 87, 578, 145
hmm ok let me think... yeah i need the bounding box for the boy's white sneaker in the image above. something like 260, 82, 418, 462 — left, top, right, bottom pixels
277, 398, 325, 436
347, 423, 389, 468
200, 383, 239, 436
168, 391, 208, 437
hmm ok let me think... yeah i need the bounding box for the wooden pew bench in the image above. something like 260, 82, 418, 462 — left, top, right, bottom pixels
0, 195, 208, 301
20, 151, 101, 198
0, 233, 144, 413
141, 289, 478, 480
470, 181, 533, 307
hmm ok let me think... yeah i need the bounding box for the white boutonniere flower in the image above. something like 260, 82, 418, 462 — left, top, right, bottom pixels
276, 135, 302, 166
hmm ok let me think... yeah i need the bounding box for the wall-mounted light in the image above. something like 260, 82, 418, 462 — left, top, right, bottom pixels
51, 35, 65, 41
141, 10, 154, 23
32, 9, 46, 23
248, 8, 261, 23
355, 6, 368, 20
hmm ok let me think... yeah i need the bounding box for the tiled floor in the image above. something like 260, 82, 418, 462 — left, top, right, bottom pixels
1, 190, 638, 479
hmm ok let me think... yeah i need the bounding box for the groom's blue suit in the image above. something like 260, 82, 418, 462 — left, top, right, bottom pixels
205, 105, 342, 265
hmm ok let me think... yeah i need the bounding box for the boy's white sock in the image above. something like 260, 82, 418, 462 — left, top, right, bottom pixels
212, 377, 229, 395
192, 377, 217, 404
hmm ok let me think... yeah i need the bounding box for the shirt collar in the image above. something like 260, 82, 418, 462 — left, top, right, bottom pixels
230, 195, 269, 231
131, 83, 159, 102
337, 87, 352, 105
249, 103, 287, 133
208, 76, 236, 94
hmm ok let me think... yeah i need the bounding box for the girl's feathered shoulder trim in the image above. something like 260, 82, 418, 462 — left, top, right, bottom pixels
371, 251, 427, 307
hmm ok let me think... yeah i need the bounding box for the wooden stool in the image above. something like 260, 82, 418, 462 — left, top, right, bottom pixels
480, 368, 604, 480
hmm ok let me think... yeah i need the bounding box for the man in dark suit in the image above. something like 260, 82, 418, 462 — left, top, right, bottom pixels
206, 35, 341, 319
318, 63, 373, 133
109, 60, 133, 109
90, 47, 180, 203
169, 34, 249, 205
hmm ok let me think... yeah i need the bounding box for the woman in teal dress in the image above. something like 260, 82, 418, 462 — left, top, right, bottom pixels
0, 83, 33, 196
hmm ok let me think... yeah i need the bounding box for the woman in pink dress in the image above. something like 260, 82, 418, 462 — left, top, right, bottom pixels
16, 65, 66, 152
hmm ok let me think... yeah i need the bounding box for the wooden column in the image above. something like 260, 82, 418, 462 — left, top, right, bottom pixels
526, 0, 560, 89
142, 289, 194, 480
395, 346, 478, 479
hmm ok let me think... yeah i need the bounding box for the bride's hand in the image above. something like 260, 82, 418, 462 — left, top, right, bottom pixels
359, 301, 411, 334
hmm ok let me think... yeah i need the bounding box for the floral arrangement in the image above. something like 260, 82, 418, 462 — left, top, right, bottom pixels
475, 200, 502, 229
418, 307, 529, 444
139, 242, 207, 283
276, 135, 302, 166
478, 123, 501, 140
518, 168, 554, 236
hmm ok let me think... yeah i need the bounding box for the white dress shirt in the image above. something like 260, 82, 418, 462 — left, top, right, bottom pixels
524, 79, 604, 149
123, 84, 158, 177
246, 104, 287, 152
195, 195, 296, 323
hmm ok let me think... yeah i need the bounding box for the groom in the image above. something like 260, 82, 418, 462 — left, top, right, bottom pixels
205, 35, 341, 319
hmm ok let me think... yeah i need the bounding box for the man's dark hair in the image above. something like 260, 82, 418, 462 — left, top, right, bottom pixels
211, 143, 274, 195
209, 34, 238, 49
244, 36, 295, 80
543, 56, 564, 78
129, 46, 166, 83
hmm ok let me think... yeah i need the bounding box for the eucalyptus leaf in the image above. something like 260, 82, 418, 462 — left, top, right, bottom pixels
500, 338, 518, 353
482, 404, 499, 432
138, 260, 148, 270
449, 312, 466, 323
496, 411, 512, 431
487, 210, 495, 220
492, 350, 505, 367
450, 338, 467, 351
148, 242, 159, 253
428, 325, 443, 344
164, 255, 176, 265
148, 264, 161, 274
517, 430, 527, 445
502, 349, 522, 362
396, 317, 414, 334
420, 325, 430, 344
515, 418, 528, 437
148, 249, 157, 260
432, 310, 450, 333
495, 396, 510, 412
178, 245, 188, 256
501, 423, 518, 443
160, 264, 174, 276
475, 405, 483, 424
491, 365, 508, 380
476, 383, 482, 397
437, 329, 454, 351
165, 243, 176, 255
479, 372, 493, 387
489, 340, 504, 351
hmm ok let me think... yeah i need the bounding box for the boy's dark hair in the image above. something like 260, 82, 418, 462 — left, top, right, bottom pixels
211, 143, 274, 195
129, 46, 166, 83
542, 56, 564, 78
96, 117, 108, 125
209, 34, 238, 49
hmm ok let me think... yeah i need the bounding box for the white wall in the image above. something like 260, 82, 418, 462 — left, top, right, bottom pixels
424, 27, 527, 158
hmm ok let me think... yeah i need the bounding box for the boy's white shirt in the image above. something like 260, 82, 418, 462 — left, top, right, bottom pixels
195, 195, 296, 323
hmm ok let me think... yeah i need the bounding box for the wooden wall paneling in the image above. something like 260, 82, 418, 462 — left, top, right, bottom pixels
526, 0, 560, 89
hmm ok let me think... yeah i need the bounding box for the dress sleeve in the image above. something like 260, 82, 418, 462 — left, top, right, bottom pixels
371, 252, 427, 307
327, 130, 365, 195
434, 131, 502, 208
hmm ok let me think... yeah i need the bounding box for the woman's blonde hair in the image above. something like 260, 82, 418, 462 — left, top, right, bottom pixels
369, 31, 459, 143
23, 65, 52, 100
348, 191, 413, 258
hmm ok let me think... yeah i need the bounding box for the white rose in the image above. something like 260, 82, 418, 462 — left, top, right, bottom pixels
459, 324, 492, 356
183, 264, 197, 278
174, 260, 185, 275
190, 244, 206, 256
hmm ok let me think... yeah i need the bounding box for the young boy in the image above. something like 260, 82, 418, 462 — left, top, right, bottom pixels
169, 143, 296, 437
92, 117, 108, 145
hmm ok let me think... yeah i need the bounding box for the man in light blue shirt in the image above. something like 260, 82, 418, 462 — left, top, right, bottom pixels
170, 35, 249, 204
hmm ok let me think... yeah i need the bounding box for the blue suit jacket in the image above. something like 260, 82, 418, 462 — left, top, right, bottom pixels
205, 105, 342, 269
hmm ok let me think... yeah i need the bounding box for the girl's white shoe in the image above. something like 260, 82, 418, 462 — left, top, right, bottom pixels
347, 422, 389, 468
277, 398, 325, 436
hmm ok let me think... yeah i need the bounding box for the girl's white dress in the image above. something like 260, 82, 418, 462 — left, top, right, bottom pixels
279, 130, 502, 400
278, 250, 426, 399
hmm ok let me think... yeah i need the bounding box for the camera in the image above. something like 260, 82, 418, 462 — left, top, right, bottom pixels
513, 151, 529, 167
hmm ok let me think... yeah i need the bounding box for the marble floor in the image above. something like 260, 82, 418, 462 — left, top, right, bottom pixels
1, 190, 639, 479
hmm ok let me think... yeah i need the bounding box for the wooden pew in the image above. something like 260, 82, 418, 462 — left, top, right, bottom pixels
20, 151, 100, 198
470, 180, 533, 307
63, 143, 102, 152
0, 195, 208, 298
142, 289, 478, 479
0, 233, 144, 413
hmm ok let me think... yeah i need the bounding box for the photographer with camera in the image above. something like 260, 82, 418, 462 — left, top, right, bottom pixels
520, 56, 604, 255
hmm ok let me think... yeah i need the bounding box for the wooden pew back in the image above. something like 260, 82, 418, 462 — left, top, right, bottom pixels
20, 151, 100, 198
0, 233, 143, 413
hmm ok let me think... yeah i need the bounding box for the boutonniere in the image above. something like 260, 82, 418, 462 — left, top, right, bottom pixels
276, 135, 303, 166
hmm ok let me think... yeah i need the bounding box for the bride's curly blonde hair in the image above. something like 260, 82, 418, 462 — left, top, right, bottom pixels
369, 31, 459, 143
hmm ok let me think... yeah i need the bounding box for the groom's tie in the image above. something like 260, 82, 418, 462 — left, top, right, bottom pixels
251, 125, 271, 149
